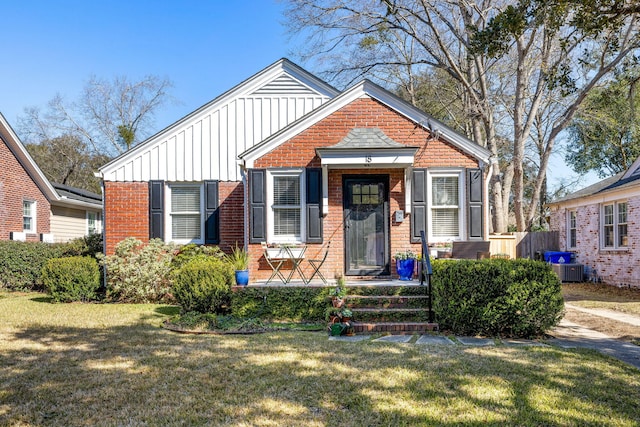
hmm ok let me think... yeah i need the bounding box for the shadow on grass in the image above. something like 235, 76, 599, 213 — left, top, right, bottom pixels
1, 310, 639, 425
30, 295, 53, 303
155, 305, 180, 316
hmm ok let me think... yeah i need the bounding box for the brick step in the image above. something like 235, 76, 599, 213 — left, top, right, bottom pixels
352, 321, 439, 334
350, 307, 433, 322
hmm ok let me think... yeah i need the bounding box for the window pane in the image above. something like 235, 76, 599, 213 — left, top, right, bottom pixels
172, 214, 201, 240
274, 176, 300, 205
604, 225, 614, 247
432, 208, 459, 237
171, 187, 200, 212
274, 208, 300, 235
618, 224, 628, 247
23, 201, 31, 216
432, 177, 458, 206
23, 217, 32, 231
604, 204, 614, 225
618, 203, 627, 224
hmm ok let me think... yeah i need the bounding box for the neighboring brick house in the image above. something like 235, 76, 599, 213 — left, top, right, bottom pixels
549, 157, 640, 288
98, 59, 491, 282
0, 113, 102, 242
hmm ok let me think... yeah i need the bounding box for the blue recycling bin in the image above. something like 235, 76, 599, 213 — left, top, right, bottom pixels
544, 251, 572, 264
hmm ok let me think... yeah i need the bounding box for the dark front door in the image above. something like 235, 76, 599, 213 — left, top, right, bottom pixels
343, 175, 389, 276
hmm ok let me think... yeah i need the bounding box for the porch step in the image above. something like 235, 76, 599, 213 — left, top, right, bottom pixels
350, 307, 433, 322
352, 322, 439, 335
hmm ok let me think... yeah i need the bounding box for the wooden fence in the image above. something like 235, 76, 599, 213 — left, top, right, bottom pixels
488, 231, 559, 259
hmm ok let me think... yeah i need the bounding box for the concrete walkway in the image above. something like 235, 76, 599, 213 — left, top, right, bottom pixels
330, 305, 640, 370
564, 302, 640, 327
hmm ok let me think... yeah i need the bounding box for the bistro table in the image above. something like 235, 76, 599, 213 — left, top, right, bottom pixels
263, 245, 308, 284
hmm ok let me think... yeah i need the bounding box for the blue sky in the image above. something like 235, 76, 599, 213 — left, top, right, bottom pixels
0, 0, 595, 189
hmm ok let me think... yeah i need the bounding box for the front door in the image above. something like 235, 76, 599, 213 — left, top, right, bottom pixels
343, 175, 389, 276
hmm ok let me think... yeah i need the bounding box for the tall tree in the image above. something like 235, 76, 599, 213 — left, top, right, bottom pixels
565, 70, 640, 177
19, 75, 174, 157
284, 0, 640, 231
25, 135, 109, 194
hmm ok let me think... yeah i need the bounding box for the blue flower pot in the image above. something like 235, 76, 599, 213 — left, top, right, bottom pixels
235, 270, 249, 286
396, 259, 415, 281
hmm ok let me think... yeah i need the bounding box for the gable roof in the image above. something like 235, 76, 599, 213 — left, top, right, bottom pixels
239, 79, 491, 167
98, 58, 340, 182
550, 160, 640, 205
0, 112, 102, 210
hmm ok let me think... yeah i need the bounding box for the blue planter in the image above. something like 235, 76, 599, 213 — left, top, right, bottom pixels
396, 259, 415, 281
235, 270, 249, 286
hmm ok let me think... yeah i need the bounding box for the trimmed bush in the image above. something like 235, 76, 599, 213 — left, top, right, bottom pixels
98, 238, 175, 303
432, 258, 564, 338
41, 256, 101, 302
60, 233, 104, 258
172, 257, 234, 313
0, 241, 67, 290
231, 287, 330, 321
170, 243, 226, 272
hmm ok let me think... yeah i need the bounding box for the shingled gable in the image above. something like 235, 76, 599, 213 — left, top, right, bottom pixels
98, 58, 340, 183
238, 79, 491, 168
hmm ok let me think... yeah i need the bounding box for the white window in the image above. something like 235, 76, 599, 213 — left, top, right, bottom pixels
602, 202, 628, 249
87, 211, 102, 235
567, 210, 577, 249
429, 172, 463, 240
167, 184, 203, 244
267, 170, 305, 243
23, 200, 36, 233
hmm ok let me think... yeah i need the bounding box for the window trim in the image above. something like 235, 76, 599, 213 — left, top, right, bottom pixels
601, 201, 628, 250
87, 211, 102, 235
23, 200, 36, 233
266, 169, 306, 244
165, 183, 205, 245
567, 210, 577, 249
427, 169, 464, 242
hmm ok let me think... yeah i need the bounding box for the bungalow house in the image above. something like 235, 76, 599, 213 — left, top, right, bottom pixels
98, 59, 491, 282
549, 157, 640, 288
0, 113, 103, 242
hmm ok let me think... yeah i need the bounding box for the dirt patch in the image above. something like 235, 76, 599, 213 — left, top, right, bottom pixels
562, 283, 640, 344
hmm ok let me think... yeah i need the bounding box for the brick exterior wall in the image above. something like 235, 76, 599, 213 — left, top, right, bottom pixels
0, 135, 50, 241
103, 181, 244, 255
104, 182, 149, 255
248, 97, 480, 282
550, 198, 640, 288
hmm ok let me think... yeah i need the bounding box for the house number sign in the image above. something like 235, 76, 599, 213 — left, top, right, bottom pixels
364, 155, 372, 166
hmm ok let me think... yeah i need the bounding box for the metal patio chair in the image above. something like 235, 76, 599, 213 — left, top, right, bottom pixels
261, 242, 287, 284
306, 241, 330, 284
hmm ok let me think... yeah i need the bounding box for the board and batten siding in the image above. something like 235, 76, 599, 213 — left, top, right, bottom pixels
102, 73, 333, 183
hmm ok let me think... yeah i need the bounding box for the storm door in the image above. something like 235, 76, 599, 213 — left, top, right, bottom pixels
343, 176, 389, 276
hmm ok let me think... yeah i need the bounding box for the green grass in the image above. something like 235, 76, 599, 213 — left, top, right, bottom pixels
1, 292, 639, 426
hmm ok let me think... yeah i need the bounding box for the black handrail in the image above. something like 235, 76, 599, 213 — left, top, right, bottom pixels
419, 230, 434, 322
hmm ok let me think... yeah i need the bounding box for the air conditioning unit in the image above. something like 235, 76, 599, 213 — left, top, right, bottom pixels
552, 263, 584, 282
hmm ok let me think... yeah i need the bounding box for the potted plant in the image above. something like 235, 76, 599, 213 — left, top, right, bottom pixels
328, 277, 347, 307
394, 249, 417, 280
340, 308, 353, 322
227, 243, 250, 286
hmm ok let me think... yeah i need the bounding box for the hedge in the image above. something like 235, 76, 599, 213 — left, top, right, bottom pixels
0, 241, 67, 290
431, 258, 564, 338
231, 286, 330, 321
172, 257, 234, 313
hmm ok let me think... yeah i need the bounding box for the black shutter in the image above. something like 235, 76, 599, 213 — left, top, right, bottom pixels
411, 169, 428, 243
305, 168, 323, 243
204, 180, 219, 244
467, 168, 484, 240
249, 169, 266, 243
149, 180, 164, 240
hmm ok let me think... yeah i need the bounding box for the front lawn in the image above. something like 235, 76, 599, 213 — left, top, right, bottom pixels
1, 293, 639, 426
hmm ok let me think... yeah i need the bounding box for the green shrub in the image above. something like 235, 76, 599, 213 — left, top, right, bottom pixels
98, 238, 176, 303
172, 257, 234, 313
231, 287, 330, 321
41, 256, 100, 302
0, 241, 67, 290
432, 258, 564, 338
170, 243, 226, 272
60, 233, 104, 258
